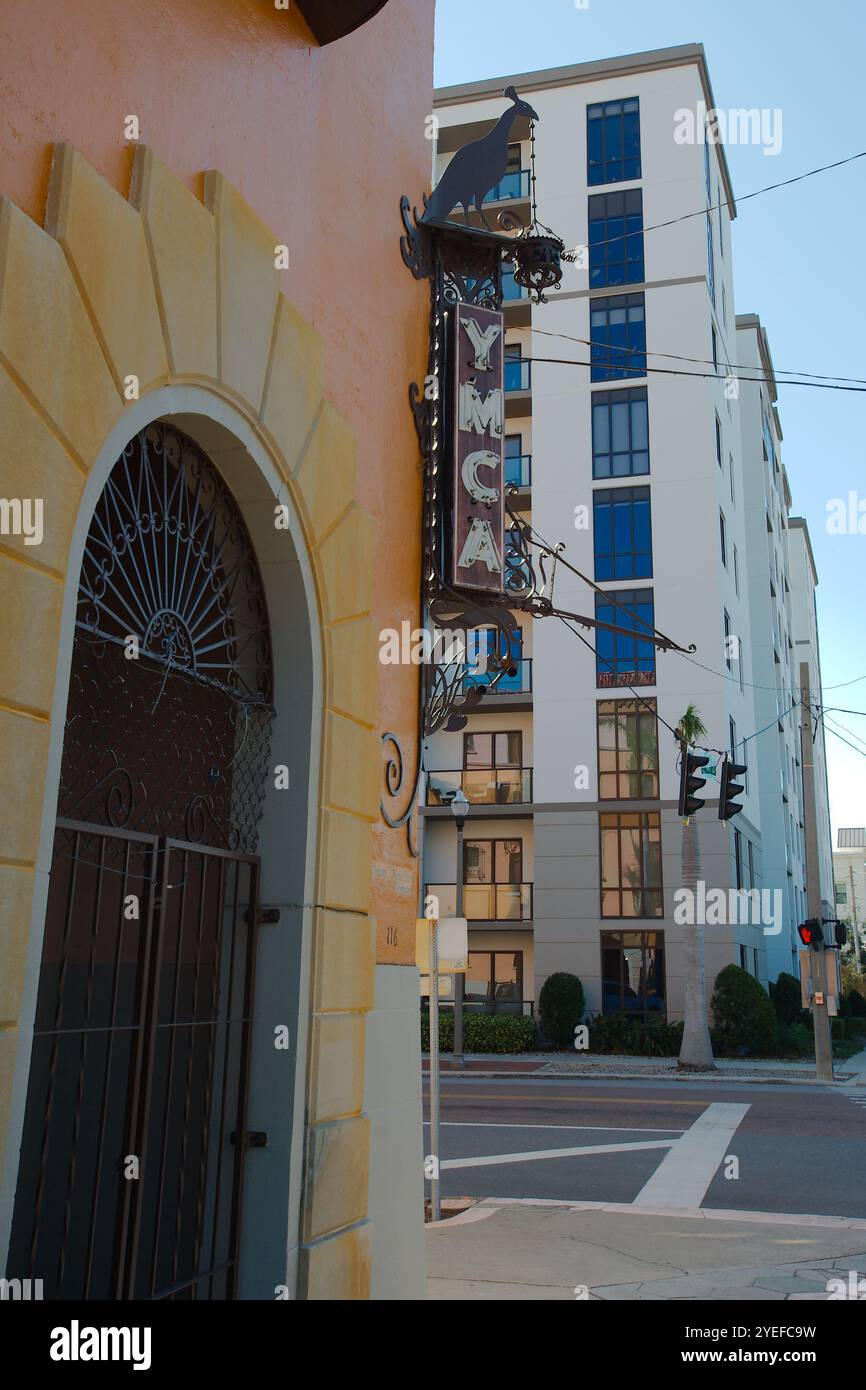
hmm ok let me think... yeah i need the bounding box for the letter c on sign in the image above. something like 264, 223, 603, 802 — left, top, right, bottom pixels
461, 451, 500, 504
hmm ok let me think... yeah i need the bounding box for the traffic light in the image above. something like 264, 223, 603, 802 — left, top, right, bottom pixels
797, 919, 824, 948
678, 748, 709, 819
830, 919, 848, 949
718, 756, 748, 822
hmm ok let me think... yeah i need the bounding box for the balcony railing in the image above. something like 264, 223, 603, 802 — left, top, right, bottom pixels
426, 768, 533, 807
482, 170, 530, 203
505, 358, 531, 392
426, 882, 533, 922
504, 453, 532, 488
451, 656, 532, 694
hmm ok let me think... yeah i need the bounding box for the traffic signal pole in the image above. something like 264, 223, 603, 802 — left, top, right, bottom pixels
799, 664, 834, 1083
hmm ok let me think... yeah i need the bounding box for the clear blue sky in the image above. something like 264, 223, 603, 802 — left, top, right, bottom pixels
435, 0, 866, 840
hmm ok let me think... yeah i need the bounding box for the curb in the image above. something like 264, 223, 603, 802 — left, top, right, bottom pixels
429, 1067, 857, 1086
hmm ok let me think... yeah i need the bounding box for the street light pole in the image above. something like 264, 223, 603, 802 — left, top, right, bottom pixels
851, 864, 863, 972
799, 665, 834, 1082
451, 789, 469, 1068
428, 913, 441, 1221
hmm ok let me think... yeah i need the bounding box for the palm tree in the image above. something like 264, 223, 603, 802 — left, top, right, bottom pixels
675, 704, 716, 1071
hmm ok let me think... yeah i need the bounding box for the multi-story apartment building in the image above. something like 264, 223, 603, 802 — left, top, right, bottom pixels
788, 517, 836, 922
834, 829, 866, 970
736, 317, 808, 979
423, 45, 828, 1023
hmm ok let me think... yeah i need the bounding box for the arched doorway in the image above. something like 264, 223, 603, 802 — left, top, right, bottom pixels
8, 421, 276, 1300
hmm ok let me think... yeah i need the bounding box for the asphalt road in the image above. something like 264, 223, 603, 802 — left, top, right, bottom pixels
422, 1076, 866, 1217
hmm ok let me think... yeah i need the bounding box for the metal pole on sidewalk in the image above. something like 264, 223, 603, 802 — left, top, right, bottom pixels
428, 915, 441, 1221
451, 789, 469, 1068
800, 665, 834, 1082
849, 864, 862, 972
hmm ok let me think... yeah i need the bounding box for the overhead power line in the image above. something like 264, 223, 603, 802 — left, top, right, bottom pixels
530, 327, 866, 389
650, 149, 866, 228
566, 149, 866, 255
523, 352, 866, 393
556, 610, 800, 761
817, 716, 866, 762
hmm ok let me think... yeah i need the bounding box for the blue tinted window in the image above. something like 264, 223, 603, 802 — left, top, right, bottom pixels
588, 98, 641, 185
590, 294, 646, 382
502, 264, 525, 301
592, 388, 649, 477
706, 212, 715, 306
595, 588, 656, 685
504, 355, 529, 391
589, 189, 644, 287
594, 487, 652, 581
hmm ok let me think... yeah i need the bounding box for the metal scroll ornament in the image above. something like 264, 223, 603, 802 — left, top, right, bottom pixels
508, 230, 571, 305
77, 422, 272, 703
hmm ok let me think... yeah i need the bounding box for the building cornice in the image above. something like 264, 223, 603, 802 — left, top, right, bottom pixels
789, 516, 819, 586
434, 43, 737, 218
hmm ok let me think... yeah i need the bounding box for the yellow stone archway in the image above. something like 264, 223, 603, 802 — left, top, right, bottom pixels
0, 142, 380, 1298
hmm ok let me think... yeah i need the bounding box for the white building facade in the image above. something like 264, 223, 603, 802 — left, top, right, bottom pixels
833, 829, 866, 971
424, 46, 826, 1023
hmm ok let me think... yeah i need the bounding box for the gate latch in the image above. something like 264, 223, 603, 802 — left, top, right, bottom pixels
231, 1130, 268, 1150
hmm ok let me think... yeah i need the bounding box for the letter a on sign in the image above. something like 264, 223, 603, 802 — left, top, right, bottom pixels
452, 302, 505, 593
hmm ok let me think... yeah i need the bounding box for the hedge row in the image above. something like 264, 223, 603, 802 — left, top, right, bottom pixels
420, 1011, 536, 1054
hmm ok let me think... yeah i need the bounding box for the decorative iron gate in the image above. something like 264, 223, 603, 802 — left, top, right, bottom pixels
7, 423, 275, 1299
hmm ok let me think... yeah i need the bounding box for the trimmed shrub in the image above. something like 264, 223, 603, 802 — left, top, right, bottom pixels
537, 972, 586, 1048
775, 1021, 814, 1058
841, 965, 866, 1005
769, 971, 804, 1025
588, 1011, 683, 1057
711, 964, 778, 1057
847, 988, 866, 1021
420, 1010, 536, 1054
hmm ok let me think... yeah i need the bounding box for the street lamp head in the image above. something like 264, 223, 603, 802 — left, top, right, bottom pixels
450, 788, 469, 827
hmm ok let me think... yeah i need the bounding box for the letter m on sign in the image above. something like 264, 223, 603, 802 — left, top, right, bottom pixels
451, 302, 505, 594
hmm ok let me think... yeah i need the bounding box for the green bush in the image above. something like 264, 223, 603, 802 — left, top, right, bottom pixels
588, 1011, 683, 1056
770, 971, 804, 1025
847, 989, 866, 1021
775, 1021, 814, 1058
537, 972, 586, 1048
420, 1010, 536, 1054
711, 964, 778, 1057
831, 1016, 866, 1043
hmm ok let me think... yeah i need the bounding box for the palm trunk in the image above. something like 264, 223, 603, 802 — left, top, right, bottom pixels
677, 816, 716, 1070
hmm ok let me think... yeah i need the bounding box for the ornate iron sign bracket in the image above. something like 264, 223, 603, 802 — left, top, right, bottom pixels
383, 89, 695, 852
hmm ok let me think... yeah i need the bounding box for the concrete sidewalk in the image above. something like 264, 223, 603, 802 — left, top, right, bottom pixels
426, 1200, 866, 1300
423, 1047, 866, 1085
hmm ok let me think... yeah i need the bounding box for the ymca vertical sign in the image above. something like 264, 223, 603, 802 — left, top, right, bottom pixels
451, 302, 505, 593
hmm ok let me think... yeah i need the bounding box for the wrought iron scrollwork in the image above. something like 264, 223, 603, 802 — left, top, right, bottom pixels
77, 421, 272, 705
503, 497, 564, 610
400, 195, 431, 281
61, 424, 276, 855
393, 90, 700, 851
380, 731, 422, 859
